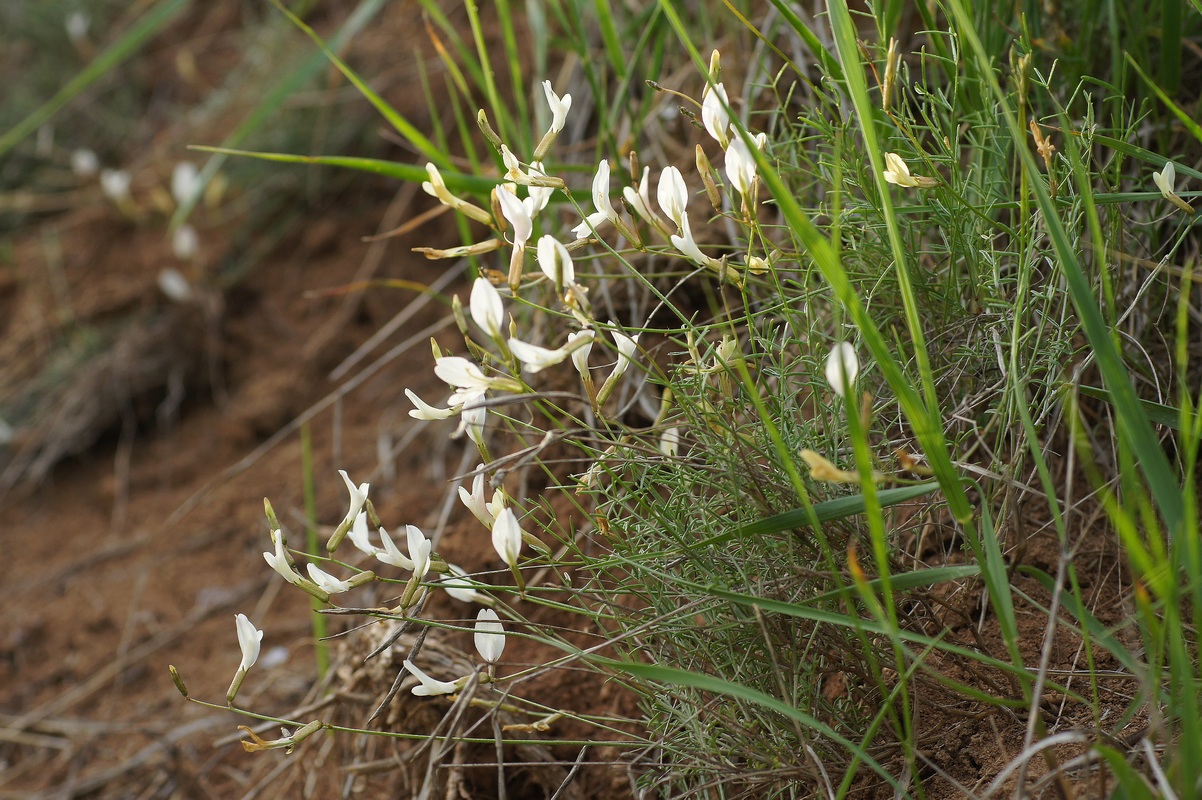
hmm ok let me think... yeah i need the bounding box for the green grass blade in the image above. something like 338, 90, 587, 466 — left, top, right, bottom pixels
0, 0, 191, 159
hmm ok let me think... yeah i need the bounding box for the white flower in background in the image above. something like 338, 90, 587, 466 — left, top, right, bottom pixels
434, 357, 495, 405
235, 613, 263, 672
421, 162, 493, 225
542, 80, 571, 133
306, 563, 354, 595
70, 148, 98, 178
157, 268, 193, 302
495, 186, 533, 250
1153, 162, 1194, 213
660, 426, 681, 457
459, 467, 497, 527
657, 166, 689, 230
702, 82, 731, 148
65, 11, 90, 43
572, 159, 619, 238
263, 529, 304, 586
404, 659, 469, 696
441, 564, 490, 604
100, 169, 131, 203
491, 507, 524, 570
457, 397, 487, 447
824, 342, 859, 398
171, 161, 199, 206
469, 277, 505, 341
406, 525, 432, 578
405, 388, 457, 420
882, 152, 938, 188
376, 526, 416, 571
536, 235, 575, 289
474, 609, 505, 663
172, 224, 199, 260
623, 166, 664, 229
346, 511, 380, 556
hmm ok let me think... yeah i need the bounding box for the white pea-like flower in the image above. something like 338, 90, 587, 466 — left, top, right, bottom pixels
724, 137, 758, 198
404, 659, 468, 696
657, 166, 689, 230
569, 329, 594, 382
457, 398, 487, 447
474, 609, 506, 663
572, 160, 619, 238
441, 564, 490, 604
376, 526, 416, 571
469, 277, 505, 341
263, 529, 304, 586
1153, 162, 1194, 213
542, 80, 572, 134
346, 511, 379, 556
536, 235, 575, 289
491, 507, 524, 569
670, 213, 724, 272
306, 563, 354, 595
495, 186, 533, 250
406, 525, 432, 578
100, 169, 131, 202
71, 148, 98, 179
660, 426, 681, 457
701, 82, 731, 148
882, 152, 938, 188
336, 470, 370, 535
434, 357, 495, 405
623, 166, 664, 229
824, 342, 859, 398
405, 388, 457, 421
422, 162, 493, 224
459, 467, 495, 527
235, 613, 263, 673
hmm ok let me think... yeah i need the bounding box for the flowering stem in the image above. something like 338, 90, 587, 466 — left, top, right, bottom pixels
300, 422, 329, 680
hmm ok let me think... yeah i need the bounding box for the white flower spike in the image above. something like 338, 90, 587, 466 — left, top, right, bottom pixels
825, 342, 859, 399
474, 609, 506, 663
235, 613, 263, 673
1153, 162, 1194, 214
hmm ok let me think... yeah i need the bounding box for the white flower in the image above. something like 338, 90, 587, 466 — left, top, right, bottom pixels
702, 82, 731, 148
100, 169, 131, 202
572, 160, 618, 238
65, 11, 89, 43
724, 137, 757, 197
346, 511, 379, 556
660, 426, 681, 457
882, 152, 938, 188
1153, 162, 1194, 213
569, 329, 594, 381
70, 148, 98, 178
657, 166, 689, 230
434, 356, 495, 405
441, 564, 490, 604
495, 186, 533, 250
157, 268, 193, 302
457, 398, 487, 447
235, 613, 263, 672
337, 470, 370, 534
171, 161, 199, 206
376, 527, 416, 571
824, 342, 859, 398
421, 163, 493, 224
263, 529, 304, 585
406, 525, 432, 578
509, 332, 598, 374
536, 235, 575, 289
474, 609, 505, 663
623, 166, 664, 228
670, 213, 724, 272
405, 388, 457, 420
459, 467, 495, 527
306, 563, 354, 594
172, 224, 199, 260
491, 507, 524, 569
404, 659, 469, 696
542, 80, 571, 133
524, 162, 554, 214
469, 277, 505, 341
500, 145, 528, 182
608, 328, 639, 382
